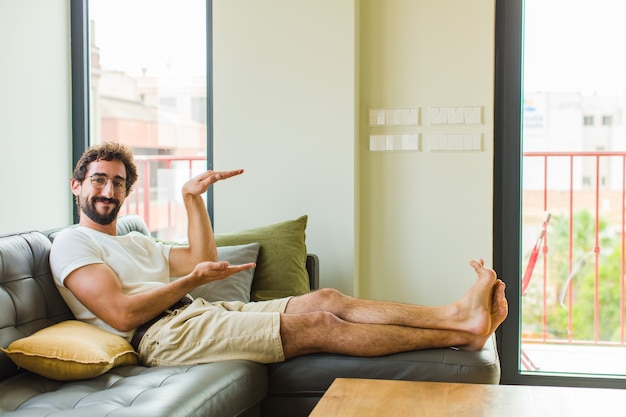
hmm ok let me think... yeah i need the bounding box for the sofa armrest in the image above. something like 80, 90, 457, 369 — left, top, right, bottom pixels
306, 254, 319, 291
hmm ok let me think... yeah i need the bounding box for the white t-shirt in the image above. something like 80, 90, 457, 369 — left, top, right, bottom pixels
50, 226, 173, 339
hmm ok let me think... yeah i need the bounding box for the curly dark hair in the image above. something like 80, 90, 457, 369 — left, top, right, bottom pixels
72, 141, 138, 196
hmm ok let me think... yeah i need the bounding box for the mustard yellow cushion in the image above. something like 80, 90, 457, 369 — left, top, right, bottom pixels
1, 320, 138, 381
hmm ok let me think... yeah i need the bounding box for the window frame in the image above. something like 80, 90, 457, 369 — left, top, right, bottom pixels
69, 0, 214, 224
494, 0, 626, 389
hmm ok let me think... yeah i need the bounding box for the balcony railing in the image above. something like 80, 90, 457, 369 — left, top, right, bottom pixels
522, 151, 626, 357
121, 155, 207, 241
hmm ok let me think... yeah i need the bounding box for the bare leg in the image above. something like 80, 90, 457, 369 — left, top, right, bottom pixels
285, 259, 499, 336
280, 277, 507, 359
279, 259, 507, 358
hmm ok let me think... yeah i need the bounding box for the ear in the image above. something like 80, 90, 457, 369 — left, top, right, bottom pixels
71, 178, 82, 196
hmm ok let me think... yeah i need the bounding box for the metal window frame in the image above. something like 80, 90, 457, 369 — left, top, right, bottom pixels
69, 0, 214, 224
494, 0, 626, 389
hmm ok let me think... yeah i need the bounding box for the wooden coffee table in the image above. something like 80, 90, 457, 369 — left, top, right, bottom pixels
309, 378, 626, 417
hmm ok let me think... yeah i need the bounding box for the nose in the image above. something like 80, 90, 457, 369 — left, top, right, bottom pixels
100, 178, 116, 197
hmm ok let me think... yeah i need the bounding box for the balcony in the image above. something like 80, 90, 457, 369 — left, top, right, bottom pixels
521, 151, 626, 375
121, 155, 207, 241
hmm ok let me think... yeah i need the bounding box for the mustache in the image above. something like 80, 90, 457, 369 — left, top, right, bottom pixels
92, 196, 120, 205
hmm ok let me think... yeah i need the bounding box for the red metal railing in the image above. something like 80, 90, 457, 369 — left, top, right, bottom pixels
522, 151, 626, 347
121, 155, 207, 241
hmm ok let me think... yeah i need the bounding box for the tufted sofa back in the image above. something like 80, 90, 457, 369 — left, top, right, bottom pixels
0, 215, 150, 380
0, 231, 74, 380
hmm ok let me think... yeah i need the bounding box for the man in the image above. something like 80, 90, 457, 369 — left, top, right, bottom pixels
50, 142, 508, 366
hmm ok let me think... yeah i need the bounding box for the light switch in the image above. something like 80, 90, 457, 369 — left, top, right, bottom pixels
463, 134, 474, 150
402, 134, 419, 150
472, 133, 482, 150
386, 135, 393, 150
447, 134, 463, 150
428, 133, 482, 152
398, 109, 408, 125
371, 134, 421, 152
385, 109, 395, 126
468, 107, 482, 124
429, 134, 445, 151
389, 110, 400, 126
387, 135, 402, 150
463, 107, 473, 123
455, 108, 465, 124
436, 107, 445, 122
379, 135, 388, 150
447, 108, 456, 124
409, 108, 419, 125
398, 108, 419, 125
369, 135, 385, 151
369, 109, 386, 126
369, 135, 378, 151
429, 107, 441, 125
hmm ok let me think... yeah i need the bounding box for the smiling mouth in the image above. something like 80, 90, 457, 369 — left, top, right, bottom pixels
94, 197, 119, 206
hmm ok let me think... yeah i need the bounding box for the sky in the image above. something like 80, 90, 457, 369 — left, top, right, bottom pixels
89, 0, 626, 92
523, 0, 626, 94
89, 0, 206, 78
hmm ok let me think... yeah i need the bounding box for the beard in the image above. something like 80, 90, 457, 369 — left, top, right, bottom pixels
79, 195, 121, 226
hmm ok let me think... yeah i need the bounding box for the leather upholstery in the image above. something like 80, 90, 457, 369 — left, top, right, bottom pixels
0, 360, 267, 417
0, 231, 74, 380
0, 215, 500, 417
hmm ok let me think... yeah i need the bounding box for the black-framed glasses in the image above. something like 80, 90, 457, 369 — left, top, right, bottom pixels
89, 174, 127, 194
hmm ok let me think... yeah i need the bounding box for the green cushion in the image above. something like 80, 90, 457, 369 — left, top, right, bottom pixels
215, 216, 310, 301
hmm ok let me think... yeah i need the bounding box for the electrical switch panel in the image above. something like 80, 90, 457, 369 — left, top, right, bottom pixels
369, 108, 419, 126
368, 105, 485, 153
429, 106, 482, 125
370, 134, 420, 151
428, 133, 482, 152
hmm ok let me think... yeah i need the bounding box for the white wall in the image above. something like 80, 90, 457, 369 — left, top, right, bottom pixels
359, 0, 495, 306
0, 0, 72, 234
213, 0, 358, 295
214, 0, 495, 303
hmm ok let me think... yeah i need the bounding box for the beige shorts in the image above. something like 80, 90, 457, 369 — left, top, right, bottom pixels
137, 297, 291, 366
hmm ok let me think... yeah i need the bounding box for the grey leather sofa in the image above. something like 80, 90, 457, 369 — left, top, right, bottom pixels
0, 216, 501, 417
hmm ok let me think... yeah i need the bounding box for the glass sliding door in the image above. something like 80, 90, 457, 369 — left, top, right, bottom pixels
496, 0, 626, 387
521, 0, 626, 378
71, 0, 210, 240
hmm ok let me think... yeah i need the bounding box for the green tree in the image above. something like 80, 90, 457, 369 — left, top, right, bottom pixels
522, 210, 620, 342
571, 245, 624, 342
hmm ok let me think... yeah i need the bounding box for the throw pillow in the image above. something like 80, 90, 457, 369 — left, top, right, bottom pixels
190, 243, 260, 302
215, 215, 310, 301
1, 321, 138, 381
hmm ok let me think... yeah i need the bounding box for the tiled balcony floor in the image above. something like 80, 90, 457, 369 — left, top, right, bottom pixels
522, 343, 626, 377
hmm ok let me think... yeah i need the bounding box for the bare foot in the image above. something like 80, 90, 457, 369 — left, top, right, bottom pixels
459, 280, 508, 351
448, 259, 498, 337
489, 280, 508, 332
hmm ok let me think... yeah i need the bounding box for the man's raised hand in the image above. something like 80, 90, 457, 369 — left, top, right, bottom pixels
182, 169, 244, 196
